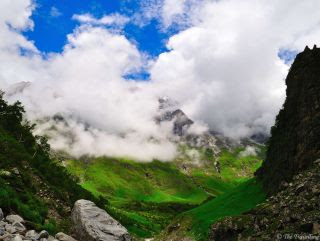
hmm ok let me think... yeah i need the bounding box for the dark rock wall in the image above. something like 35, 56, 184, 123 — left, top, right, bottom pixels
256, 46, 320, 194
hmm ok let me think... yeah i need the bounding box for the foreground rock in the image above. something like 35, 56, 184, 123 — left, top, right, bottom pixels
71, 200, 131, 241
0, 208, 3, 221
0, 212, 72, 241
55, 232, 77, 241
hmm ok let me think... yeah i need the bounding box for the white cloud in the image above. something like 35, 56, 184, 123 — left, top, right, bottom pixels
132, 0, 162, 27
239, 146, 257, 157
72, 13, 129, 28
133, 0, 197, 30
0, 1, 176, 161
150, 0, 320, 138
50, 6, 62, 18
1, 0, 320, 161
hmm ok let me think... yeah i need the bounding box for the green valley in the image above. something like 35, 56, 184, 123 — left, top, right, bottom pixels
66, 145, 266, 240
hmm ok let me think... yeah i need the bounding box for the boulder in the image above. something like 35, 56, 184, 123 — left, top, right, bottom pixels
25, 230, 38, 239
12, 235, 23, 241
36, 230, 49, 240
71, 200, 131, 241
5, 223, 16, 234
0, 226, 5, 236
12, 222, 26, 234
0, 208, 3, 221
47, 235, 59, 241
5, 215, 23, 224
55, 232, 77, 241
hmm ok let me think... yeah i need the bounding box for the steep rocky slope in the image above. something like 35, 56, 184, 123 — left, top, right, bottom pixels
256, 45, 320, 194
210, 46, 320, 240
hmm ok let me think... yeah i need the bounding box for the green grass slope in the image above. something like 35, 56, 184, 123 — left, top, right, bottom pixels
66, 145, 265, 239
67, 158, 222, 237
68, 158, 208, 204
155, 178, 266, 241
185, 178, 266, 240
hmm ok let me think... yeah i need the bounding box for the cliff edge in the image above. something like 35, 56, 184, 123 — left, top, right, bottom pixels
256, 45, 320, 194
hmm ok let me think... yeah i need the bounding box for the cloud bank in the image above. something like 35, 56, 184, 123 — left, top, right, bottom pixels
1, 0, 320, 161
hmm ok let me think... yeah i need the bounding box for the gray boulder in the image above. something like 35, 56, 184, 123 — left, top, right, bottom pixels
0, 226, 5, 236
5, 215, 23, 224
48, 235, 59, 241
12, 235, 23, 241
0, 208, 3, 221
36, 230, 49, 240
71, 200, 131, 241
12, 222, 26, 234
55, 232, 77, 241
25, 230, 38, 239
5, 223, 16, 234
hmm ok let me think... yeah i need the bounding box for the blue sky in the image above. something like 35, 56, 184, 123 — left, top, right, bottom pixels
24, 0, 297, 68
24, 0, 175, 57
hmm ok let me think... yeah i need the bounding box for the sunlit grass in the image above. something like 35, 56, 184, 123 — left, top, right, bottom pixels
66, 145, 266, 238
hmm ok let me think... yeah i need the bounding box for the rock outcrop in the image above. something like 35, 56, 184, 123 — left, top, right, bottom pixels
71, 200, 131, 241
256, 45, 320, 194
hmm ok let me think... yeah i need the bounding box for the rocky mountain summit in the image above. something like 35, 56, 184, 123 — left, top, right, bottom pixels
156, 97, 258, 158
210, 46, 320, 240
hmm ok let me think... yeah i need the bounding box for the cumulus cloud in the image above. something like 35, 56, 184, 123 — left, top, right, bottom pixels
0, 0, 176, 161
1, 0, 320, 161
150, 0, 320, 138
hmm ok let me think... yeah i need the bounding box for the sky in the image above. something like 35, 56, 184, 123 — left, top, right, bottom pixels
24, 0, 174, 59
1, 0, 320, 161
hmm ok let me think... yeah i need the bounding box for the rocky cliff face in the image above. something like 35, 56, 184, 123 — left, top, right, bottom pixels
209, 46, 320, 240
256, 45, 320, 194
